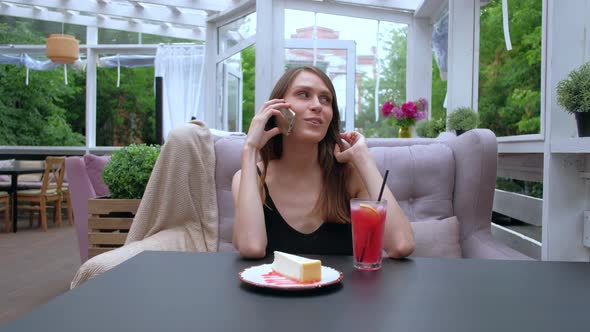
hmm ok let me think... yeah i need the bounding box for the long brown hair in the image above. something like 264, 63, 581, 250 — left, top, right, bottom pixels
259, 66, 351, 223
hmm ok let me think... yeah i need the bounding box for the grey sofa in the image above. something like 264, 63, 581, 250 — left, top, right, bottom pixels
215, 129, 531, 260
71, 127, 531, 288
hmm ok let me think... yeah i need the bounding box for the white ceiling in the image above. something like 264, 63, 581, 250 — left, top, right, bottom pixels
0, 0, 431, 40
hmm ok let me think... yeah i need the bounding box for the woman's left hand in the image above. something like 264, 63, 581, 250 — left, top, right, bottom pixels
334, 131, 369, 164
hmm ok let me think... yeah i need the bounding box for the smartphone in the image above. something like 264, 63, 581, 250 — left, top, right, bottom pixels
276, 108, 296, 135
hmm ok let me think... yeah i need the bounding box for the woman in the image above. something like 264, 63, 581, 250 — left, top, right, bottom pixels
232, 66, 415, 259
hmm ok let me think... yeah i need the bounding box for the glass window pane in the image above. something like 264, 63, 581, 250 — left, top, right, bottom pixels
218, 12, 256, 54
96, 63, 156, 146
241, 45, 256, 132
0, 64, 86, 146
371, 22, 408, 138
98, 28, 194, 44
0, 15, 86, 44
431, 12, 448, 131
284, 48, 348, 129
218, 52, 241, 131
216, 44, 255, 133
99, 28, 140, 44
284, 10, 315, 39
478, 0, 542, 137
227, 74, 239, 131
0, 16, 85, 146
284, 9, 408, 137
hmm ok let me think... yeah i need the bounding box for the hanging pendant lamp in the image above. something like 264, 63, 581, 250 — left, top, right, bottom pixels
46, 34, 79, 64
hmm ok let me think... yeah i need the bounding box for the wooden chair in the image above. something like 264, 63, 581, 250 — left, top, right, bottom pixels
17, 157, 65, 231
0, 191, 10, 232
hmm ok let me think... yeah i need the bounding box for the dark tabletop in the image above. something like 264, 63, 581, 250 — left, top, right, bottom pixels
2, 251, 590, 332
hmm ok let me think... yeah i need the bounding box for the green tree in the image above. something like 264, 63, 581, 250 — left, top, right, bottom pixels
479, 0, 542, 136
431, 56, 447, 123
96, 66, 156, 146
0, 16, 162, 147
0, 64, 85, 146
241, 45, 256, 132
0, 19, 84, 146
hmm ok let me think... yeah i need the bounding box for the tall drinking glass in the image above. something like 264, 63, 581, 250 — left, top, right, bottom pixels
350, 198, 387, 270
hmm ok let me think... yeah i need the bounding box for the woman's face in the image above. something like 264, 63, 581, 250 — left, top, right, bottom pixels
283, 71, 334, 142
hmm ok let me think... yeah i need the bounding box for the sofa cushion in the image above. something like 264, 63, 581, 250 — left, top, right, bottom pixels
410, 216, 462, 258
212, 137, 457, 252
370, 144, 454, 222
84, 154, 111, 197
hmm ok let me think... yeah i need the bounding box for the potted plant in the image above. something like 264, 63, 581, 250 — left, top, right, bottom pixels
102, 144, 161, 199
447, 107, 479, 135
416, 118, 446, 138
556, 62, 590, 137
381, 98, 428, 138
87, 144, 160, 258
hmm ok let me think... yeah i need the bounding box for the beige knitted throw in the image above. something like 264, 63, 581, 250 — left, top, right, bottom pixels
70, 121, 218, 288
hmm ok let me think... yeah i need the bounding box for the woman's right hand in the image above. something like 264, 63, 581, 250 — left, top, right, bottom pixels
245, 99, 291, 150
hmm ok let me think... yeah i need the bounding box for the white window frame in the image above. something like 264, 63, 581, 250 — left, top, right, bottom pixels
204, 3, 256, 129
222, 62, 244, 132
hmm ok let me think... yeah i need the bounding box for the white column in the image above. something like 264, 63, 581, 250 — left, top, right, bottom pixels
407, 17, 433, 117
255, 0, 284, 112
446, 0, 479, 114
542, 0, 590, 261
85, 26, 98, 149
203, 20, 218, 128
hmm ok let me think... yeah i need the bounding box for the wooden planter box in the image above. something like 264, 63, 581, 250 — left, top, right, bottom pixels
87, 198, 141, 259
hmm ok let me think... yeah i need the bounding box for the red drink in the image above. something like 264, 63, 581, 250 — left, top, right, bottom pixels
351, 199, 386, 270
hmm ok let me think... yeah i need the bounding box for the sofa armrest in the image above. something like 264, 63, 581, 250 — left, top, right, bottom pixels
71, 225, 201, 288
444, 129, 498, 241
462, 229, 533, 260
65, 157, 97, 263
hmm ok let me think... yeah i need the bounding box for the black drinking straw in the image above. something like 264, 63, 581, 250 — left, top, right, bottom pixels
377, 170, 389, 202
359, 169, 390, 263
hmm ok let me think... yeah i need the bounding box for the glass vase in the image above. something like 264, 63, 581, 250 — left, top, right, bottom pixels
398, 126, 411, 138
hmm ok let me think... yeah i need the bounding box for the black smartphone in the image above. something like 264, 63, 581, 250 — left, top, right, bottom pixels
276, 108, 296, 135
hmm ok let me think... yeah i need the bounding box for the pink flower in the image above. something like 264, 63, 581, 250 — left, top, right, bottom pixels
418, 98, 428, 111
392, 106, 403, 120
401, 102, 418, 118
381, 101, 394, 117
381, 97, 428, 126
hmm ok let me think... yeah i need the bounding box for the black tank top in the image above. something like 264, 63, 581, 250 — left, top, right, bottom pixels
257, 168, 353, 257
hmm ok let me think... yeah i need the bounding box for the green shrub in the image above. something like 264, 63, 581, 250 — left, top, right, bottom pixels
556, 62, 590, 113
102, 144, 161, 199
416, 118, 446, 138
496, 177, 543, 199
447, 107, 479, 131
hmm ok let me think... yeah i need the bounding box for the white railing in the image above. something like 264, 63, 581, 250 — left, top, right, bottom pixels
493, 153, 543, 259
493, 190, 542, 227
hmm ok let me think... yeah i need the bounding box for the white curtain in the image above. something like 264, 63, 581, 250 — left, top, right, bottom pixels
155, 44, 205, 140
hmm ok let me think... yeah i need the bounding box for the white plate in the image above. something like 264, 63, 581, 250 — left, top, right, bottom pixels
239, 264, 344, 290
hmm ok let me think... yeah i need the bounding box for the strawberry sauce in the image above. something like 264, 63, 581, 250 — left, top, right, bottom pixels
262, 271, 318, 285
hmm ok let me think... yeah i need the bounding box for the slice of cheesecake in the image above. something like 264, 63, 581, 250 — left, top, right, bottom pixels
271, 251, 322, 283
